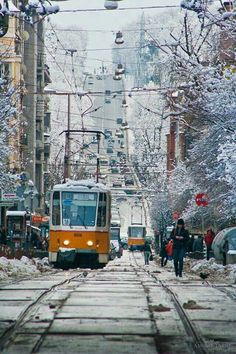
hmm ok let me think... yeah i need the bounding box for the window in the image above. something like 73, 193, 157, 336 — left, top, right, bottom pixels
62, 192, 97, 227
97, 193, 107, 227
52, 191, 61, 225
0, 63, 11, 81
128, 227, 145, 238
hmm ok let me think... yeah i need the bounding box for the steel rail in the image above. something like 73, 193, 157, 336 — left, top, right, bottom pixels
205, 281, 236, 301
131, 252, 208, 354
0, 271, 90, 352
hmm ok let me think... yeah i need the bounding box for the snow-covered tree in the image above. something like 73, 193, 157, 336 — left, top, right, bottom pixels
0, 78, 20, 191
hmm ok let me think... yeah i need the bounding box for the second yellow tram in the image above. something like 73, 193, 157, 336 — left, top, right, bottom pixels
128, 225, 146, 251
48, 180, 111, 268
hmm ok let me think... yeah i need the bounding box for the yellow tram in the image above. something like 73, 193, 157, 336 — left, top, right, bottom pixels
128, 225, 146, 251
48, 180, 111, 268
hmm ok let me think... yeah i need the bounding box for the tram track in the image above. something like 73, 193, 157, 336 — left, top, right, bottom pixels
131, 252, 208, 354
205, 281, 236, 301
0, 270, 93, 352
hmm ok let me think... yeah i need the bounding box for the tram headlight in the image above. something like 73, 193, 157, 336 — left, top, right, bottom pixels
63, 240, 70, 246
87, 240, 94, 247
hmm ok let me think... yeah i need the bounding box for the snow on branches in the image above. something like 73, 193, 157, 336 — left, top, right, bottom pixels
0, 79, 19, 190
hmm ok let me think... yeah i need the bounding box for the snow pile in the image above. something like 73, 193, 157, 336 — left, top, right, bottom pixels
0, 256, 52, 280
191, 258, 236, 282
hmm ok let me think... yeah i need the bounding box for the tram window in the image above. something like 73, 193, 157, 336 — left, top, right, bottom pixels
52, 191, 61, 225
62, 192, 97, 227
129, 227, 145, 238
97, 193, 107, 227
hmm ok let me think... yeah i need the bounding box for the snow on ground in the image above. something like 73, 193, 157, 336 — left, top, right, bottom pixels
0, 256, 53, 280
189, 258, 236, 283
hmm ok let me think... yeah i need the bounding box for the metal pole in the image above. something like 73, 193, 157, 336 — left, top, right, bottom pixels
30, 190, 33, 242
201, 207, 205, 238
68, 94, 71, 179
63, 94, 71, 181
96, 133, 100, 183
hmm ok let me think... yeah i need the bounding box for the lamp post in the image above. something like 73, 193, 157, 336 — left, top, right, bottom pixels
26, 179, 35, 242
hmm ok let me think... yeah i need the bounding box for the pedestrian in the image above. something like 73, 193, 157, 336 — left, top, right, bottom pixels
170, 218, 189, 277
193, 235, 204, 259
160, 238, 168, 267
143, 240, 152, 265
193, 235, 203, 253
204, 229, 215, 260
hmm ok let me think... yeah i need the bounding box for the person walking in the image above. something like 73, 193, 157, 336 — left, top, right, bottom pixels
160, 238, 168, 267
204, 229, 215, 260
143, 240, 152, 265
193, 235, 203, 253
170, 218, 189, 277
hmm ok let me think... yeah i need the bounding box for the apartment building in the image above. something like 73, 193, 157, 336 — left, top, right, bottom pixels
0, 0, 52, 215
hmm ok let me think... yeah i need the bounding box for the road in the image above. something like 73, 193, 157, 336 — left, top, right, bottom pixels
83, 73, 148, 239
0, 252, 235, 353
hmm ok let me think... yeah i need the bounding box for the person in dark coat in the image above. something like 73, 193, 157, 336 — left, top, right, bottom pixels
170, 218, 189, 277
160, 239, 168, 267
143, 240, 152, 265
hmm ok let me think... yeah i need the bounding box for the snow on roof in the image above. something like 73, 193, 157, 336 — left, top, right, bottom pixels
53, 179, 109, 192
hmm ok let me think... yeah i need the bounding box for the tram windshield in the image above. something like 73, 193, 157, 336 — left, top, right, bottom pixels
62, 192, 98, 227
128, 226, 145, 238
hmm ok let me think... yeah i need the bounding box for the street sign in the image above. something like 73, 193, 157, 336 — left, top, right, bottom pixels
1, 193, 19, 202
32, 215, 43, 223
195, 193, 209, 207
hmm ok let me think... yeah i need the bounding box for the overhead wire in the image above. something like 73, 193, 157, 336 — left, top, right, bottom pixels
59, 5, 180, 13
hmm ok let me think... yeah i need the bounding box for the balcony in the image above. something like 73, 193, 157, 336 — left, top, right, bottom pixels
36, 140, 44, 153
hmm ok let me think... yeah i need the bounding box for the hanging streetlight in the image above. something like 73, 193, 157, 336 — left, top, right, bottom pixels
115, 31, 124, 44
113, 74, 122, 81
122, 98, 128, 108
104, 1, 118, 10
115, 63, 125, 75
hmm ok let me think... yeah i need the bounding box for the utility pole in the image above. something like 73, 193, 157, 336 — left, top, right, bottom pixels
64, 94, 71, 181
96, 133, 101, 183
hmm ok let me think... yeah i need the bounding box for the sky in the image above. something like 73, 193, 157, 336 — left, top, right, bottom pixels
52, 0, 180, 69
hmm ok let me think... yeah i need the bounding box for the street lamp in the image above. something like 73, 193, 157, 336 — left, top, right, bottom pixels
115, 31, 124, 44
104, 1, 118, 10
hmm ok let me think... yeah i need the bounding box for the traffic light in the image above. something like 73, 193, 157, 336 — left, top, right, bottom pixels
0, 0, 9, 37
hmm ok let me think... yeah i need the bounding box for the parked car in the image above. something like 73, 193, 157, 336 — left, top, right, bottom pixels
111, 167, 119, 174
125, 177, 134, 186
109, 242, 116, 260
112, 179, 122, 188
